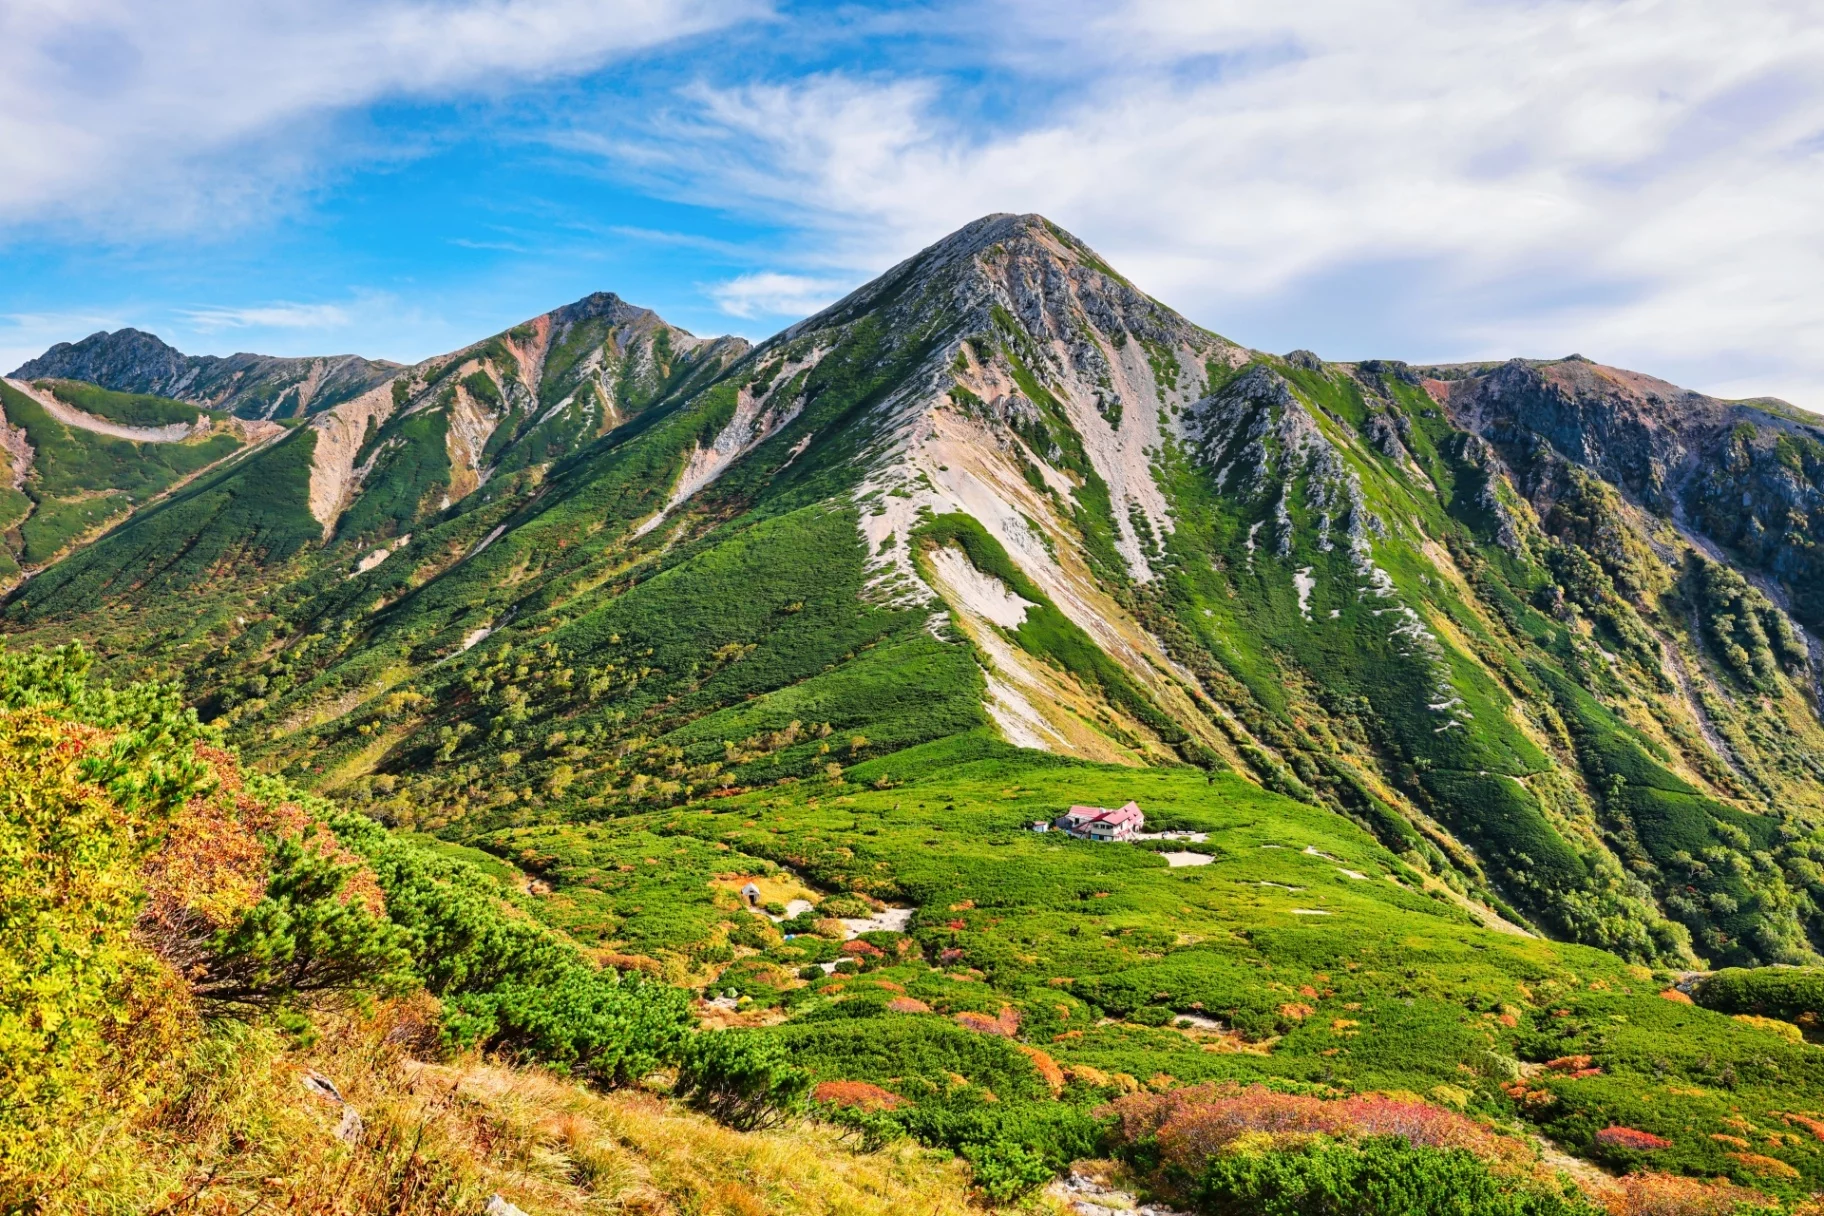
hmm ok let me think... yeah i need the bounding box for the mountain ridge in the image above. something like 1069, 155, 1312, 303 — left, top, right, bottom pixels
12, 326, 403, 420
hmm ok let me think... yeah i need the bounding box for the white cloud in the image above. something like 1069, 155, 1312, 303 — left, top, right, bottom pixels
180, 303, 353, 331
708, 271, 851, 318
594, 0, 1824, 404
0, 0, 762, 230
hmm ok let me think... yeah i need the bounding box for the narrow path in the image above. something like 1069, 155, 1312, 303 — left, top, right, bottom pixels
2, 377, 197, 443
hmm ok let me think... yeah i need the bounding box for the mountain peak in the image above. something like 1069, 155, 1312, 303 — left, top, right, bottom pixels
548, 290, 660, 330
11, 327, 400, 419
14, 327, 189, 386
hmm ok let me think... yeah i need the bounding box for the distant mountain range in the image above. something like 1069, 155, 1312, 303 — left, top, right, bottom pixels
12, 326, 401, 418
8, 213, 1824, 975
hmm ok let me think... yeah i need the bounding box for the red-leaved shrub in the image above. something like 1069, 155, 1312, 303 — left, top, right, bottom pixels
1596, 1126, 1673, 1151
1103, 1084, 1523, 1171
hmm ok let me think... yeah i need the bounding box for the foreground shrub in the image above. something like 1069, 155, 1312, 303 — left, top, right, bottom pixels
1195, 1137, 1599, 1216
444, 964, 691, 1086
184, 833, 414, 1015
0, 710, 189, 1180
675, 1030, 811, 1130
961, 1140, 1053, 1204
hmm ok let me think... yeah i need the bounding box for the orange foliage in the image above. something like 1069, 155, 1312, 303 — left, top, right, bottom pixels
1596, 1126, 1672, 1151
591, 951, 664, 976
141, 743, 383, 947
811, 1080, 904, 1111
1601, 1172, 1775, 1216
1016, 1045, 1065, 1096
953, 1012, 1004, 1035
1776, 1111, 1824, 1141
885, 997, 931, 1014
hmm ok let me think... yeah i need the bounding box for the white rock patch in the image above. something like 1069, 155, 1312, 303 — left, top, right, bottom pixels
928, 546, 1033, 628
840, 908, 914, 938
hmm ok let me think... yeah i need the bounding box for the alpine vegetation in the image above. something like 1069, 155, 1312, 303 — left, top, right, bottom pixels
10, 215, 1824, 1214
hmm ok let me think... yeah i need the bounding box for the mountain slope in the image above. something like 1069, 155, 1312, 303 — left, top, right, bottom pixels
0, 377, 268, 584
15, 213, 1824, 1206
12, 327, 402, 419
12, 217, 1824, 966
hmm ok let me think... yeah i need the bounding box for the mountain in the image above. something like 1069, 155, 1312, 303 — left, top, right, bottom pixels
12, 326, 402, 418
14, 214, 1824, 968
13, 214, 1824, 1207
3, 291, 746, 610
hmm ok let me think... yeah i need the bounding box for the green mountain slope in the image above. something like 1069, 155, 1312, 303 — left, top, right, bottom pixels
13, 214, 1824, 1208
0, 377, 258, 581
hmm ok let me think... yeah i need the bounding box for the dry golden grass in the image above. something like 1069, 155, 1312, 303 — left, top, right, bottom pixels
30, 999, 1036, 1216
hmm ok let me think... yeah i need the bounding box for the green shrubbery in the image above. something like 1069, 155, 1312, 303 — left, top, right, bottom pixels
674, 1030, 811, 1130
0, 642, 700, 1194
1194, 1138, 1597, 1216
1694, 966, 1824, 1025
35, 379, 199, 427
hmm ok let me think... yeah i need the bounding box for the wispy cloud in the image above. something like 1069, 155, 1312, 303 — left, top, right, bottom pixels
0, 0, 766, 232
178, 303, 354, 331
708, 271, 851, 318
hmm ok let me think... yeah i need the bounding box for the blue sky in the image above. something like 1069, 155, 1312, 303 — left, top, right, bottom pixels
4, 0, 1823, 406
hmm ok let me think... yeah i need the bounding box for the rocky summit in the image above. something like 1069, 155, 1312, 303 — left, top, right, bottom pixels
12, 213, 1824, 1212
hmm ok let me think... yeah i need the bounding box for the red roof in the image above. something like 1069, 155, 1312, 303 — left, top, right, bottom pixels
1062, 801, 1143, 826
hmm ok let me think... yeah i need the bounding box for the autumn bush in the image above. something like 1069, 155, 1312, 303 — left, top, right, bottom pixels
812, 1080, 905, 1111
1596, 1127, 1674, 1152
0, 645, 411, 1192
1100, 1084, 1604, 1216
1598, 1172, 1779, 1216
1105, 1083, 1527, 1172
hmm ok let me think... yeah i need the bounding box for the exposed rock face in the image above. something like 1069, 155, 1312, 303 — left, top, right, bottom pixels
1423, 356, 1824, 628
13, 328, 402, 419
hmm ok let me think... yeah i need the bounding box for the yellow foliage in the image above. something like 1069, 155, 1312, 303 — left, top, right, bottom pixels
0, 710, 194, 1188
23, 1000, 1006, 1215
